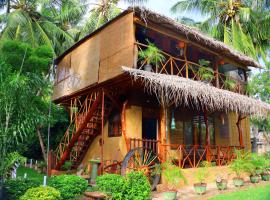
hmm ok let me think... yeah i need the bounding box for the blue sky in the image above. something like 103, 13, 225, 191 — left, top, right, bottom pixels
118, 0, 207, 22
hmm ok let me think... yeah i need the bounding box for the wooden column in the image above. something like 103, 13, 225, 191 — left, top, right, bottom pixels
236, 115, 245, 147
214, 59, 219, 88
100, 91, 105, 174
203, 111, 211, 162
121, 101, 129, 151
159, 106, 167, 161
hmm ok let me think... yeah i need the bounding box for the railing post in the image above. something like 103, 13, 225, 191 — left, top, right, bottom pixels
217, 146, 221, 166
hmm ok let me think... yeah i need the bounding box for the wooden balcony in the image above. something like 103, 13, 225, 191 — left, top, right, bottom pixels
135, 42, 247, 95
129, 138, 244, 168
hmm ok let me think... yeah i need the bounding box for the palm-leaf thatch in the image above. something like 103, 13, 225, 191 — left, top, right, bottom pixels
122, 67, 270, 117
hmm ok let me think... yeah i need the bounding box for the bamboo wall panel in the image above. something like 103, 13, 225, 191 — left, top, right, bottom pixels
53, 13, 134, 100
99, 13, 134, 82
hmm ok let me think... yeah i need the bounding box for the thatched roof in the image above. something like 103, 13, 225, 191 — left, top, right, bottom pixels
122, 67, 270, 117
132, 7, 261, 68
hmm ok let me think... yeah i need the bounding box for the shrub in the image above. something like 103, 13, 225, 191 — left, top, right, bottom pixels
96, 174, 125, 199
60, 161, 72, 171
48, 175, 88, 200
195, 161, 210, 184
20, 186, 61, 200
123, 172, 151, 200
230, 150, 250, 178
4, 178, 40, 200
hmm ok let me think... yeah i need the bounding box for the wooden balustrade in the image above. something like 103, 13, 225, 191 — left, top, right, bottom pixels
129, 138, 160, 154
162, 144, 244, 168
135, 42, 247, 94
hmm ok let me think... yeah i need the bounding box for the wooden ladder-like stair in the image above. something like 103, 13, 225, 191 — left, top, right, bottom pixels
55, 93, 113, 170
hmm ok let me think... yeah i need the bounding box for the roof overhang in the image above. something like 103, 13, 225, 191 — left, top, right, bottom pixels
122, 67, 270, 117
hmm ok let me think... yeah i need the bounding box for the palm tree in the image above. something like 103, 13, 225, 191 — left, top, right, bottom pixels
0, 0, 75, 55
171, 0, 270, 62
78, 0, 149, 39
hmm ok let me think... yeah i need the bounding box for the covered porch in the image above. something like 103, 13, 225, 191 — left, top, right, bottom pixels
122, 66, 270, 168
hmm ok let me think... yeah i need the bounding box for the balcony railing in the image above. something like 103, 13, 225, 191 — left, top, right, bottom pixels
135, 42, 247, 95
163, 144, 244, 168
128, 137, 244, 168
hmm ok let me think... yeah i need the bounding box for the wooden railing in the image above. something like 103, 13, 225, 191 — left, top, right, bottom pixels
54, 91, 99, 162
162, 144, 244, 168
129, 138, 160, 154
135, 42, 247, 94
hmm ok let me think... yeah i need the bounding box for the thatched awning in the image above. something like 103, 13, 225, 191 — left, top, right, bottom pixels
122, 67, 270, 117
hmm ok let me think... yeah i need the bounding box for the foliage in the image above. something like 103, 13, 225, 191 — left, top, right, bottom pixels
197, 59, 214, 82
123, 171, 151, 200
171, 0, 270, 63
195, 161, 210, 184
224, 77, 237, 90
229, 150, 250, 178
48, 175, 88, 200
1, 152, 26, 179
20, 186, 62, 200
60, 161, 72, 171
0, 40, 53, 180
96, 172, 151, 200
3, 178, 40, 200
96, 174, 126, 200
245, 153, 270, 176
209, 183, 270, 200
138, 41, 165, 67
162, 162, 187, 190
248, 70, 270, 132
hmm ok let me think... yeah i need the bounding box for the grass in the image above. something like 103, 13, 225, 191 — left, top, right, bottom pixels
17, 166, 45, 183
210, 184, 270, 200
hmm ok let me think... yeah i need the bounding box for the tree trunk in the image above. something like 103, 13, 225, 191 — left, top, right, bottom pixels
36, 127, 47, 162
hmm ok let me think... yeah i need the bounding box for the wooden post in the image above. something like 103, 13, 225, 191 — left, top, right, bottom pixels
236, 115, 245, 147
214, 59, 219, 88
100, 91, 105, 174
160, 106, 167, 161
203, 111, 211, 162
184, 45, 189, 78
121, 101, 129, 151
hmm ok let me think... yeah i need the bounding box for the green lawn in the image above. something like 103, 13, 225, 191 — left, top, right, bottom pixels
17, 166, 45, 183
210, 184, 270, 200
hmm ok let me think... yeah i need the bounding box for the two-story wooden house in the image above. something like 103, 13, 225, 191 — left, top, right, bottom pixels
49, 7, 270, 187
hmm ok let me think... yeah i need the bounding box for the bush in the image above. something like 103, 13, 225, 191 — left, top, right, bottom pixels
20, 186, 61, 200
60, 161, 72, 171
48, 175, 88, 200
4, 178, 40, 200
123, 172, 151, 200
96, 174, 125, 199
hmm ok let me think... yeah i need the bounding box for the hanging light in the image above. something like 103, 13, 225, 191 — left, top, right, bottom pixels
178, 41, 185, 56
219, 60, 225, 65
171, 109, 176, 130
178, 41, 185, 48
219, 113, 225, 125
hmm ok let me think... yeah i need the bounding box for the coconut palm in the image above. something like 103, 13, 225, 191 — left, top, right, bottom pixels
171, 0, 270, 62
0, 0, 75, 55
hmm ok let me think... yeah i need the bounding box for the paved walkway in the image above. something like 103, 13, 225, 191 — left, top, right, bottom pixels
152, 180, 270, 200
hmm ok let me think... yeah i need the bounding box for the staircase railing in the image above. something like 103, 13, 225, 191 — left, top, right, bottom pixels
54, 91, 100, 170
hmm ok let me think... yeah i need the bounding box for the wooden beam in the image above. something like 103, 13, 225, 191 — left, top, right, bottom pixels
121, 100, 129, 151
159, 106, 167, 161
214, 58, 220, 88
236, 115, 246, 147
100, 91, 105, 174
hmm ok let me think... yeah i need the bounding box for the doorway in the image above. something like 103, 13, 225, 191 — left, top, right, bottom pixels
142, 118, 158, 140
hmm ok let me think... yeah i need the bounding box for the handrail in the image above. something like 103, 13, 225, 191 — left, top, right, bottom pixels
135, 42, 247, 94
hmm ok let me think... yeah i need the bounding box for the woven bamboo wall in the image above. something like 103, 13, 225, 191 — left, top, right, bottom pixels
52, 12, 134, 100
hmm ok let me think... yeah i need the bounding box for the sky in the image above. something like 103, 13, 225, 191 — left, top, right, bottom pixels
117, 0, 208, 22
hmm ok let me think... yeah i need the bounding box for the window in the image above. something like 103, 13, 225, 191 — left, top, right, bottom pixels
108, 109, 122, 137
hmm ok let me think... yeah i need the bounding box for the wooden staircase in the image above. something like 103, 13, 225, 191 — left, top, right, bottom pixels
54, 91, 113, 170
